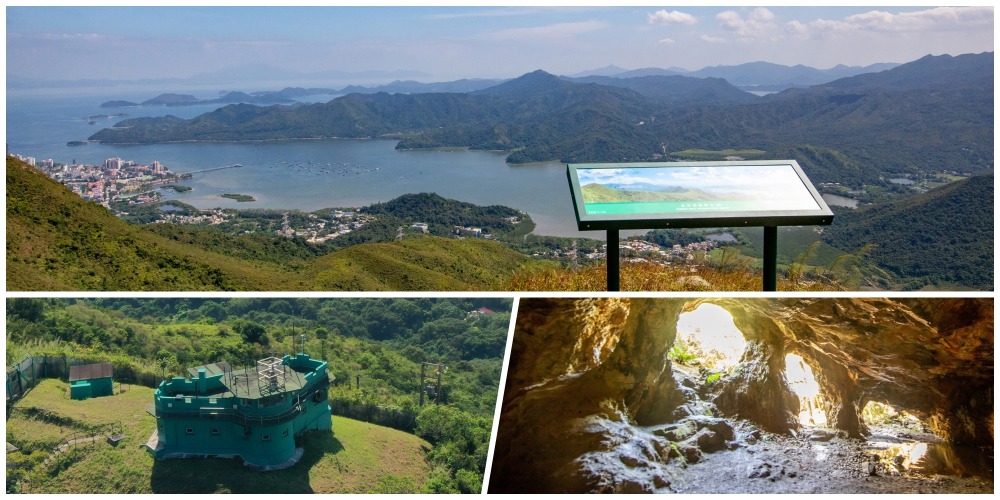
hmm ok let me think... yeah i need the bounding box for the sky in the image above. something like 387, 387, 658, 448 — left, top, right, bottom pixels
577, 165, 821, 208
5, 4, 995, 85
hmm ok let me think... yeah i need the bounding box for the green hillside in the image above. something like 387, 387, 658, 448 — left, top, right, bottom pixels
6, 157, 545, 291
7, 297, 509, 493
581, 183, 734, 203
6, 156, 289, 291
7, 379, 433, 494
823, 173, 993, 290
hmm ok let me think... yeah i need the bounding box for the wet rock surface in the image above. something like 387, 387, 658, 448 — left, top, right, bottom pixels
670, 421, 993, 494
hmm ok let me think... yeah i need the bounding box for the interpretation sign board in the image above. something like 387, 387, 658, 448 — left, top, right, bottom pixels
568, 160, 833, 230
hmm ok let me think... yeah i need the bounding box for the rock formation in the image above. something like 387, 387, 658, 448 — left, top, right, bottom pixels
489, 298, 993, 493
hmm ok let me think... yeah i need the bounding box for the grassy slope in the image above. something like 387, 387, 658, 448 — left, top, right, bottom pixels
6, 157, 290, 291
505, 260, 838, 292
307, 235, 551, 291
9, 379, 433, 494
6, 157, 547, 291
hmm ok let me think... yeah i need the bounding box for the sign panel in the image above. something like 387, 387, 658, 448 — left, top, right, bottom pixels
568, 160, 834, 230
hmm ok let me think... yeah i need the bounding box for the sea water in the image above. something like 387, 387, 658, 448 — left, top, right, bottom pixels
7, 88, 599, 238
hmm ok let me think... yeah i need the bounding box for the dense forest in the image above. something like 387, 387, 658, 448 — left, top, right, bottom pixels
823, 173, 994, 290
6, 297, 512, 493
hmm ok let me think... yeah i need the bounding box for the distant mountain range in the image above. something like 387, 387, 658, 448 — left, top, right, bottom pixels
573, 61, 900, 90
88, 52, 994, 182
10, 59, 901, 92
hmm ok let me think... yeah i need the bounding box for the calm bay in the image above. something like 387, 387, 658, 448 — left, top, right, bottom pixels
7, 89, 595, 238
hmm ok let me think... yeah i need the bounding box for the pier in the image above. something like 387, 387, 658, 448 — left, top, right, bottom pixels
183, 164, 243, 176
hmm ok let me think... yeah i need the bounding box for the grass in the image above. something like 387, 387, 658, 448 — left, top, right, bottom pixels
8, 379, 434, 494
505, 260, 838, 291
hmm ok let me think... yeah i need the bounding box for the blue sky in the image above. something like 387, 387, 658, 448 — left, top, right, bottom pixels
6, 5, 994, 84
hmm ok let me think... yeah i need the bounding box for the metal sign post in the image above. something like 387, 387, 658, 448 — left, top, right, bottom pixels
567, 160, 833, 292
607, 229, 620, 291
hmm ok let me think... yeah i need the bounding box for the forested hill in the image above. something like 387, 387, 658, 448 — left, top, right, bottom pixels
89, 53, 992, 175
823, 173, 994, 290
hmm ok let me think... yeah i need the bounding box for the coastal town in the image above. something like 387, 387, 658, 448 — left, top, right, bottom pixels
10, 153, 191, 207
10, 152, 376, 244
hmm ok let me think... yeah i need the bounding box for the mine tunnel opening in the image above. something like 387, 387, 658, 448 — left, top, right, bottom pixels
671, 303, 747, 374
784, 353, 828, 427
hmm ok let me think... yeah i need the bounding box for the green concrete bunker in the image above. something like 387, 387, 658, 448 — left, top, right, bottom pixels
146, 353, 332, 470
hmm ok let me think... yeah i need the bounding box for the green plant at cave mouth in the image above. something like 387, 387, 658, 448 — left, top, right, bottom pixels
668, 338, 698, 365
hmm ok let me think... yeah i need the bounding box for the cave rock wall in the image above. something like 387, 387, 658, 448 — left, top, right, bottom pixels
490, 298, 993, 493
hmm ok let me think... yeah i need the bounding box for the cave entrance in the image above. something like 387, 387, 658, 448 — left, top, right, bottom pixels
784, 353, 828, 427
857, 400, 990, 477
861, 401, 922, 430
672, 304, 747, 372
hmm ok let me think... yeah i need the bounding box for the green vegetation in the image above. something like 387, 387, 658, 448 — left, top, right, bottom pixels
220, 193, 256, 202
671, 148, 766, 159
160, 185, 192, 193
823, 174, 993, 290
668, 339, 698, 365
7, 156, 546, 291
505, 260, 839, 292
7, 297, 510, 493
8, 153, 990, 291
5, 156, 289, 291
7, 379, 434, 493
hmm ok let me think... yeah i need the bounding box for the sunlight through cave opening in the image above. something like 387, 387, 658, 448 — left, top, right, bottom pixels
672, 304, 747, 372
784, 353, 828, 427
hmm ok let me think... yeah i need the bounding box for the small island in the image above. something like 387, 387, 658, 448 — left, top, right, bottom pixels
161, 185, 192, 193
66, 140, 87, 146
100, 100, 140, 108
220, 193, 255, 202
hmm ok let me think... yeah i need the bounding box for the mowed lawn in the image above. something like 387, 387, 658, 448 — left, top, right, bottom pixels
8, 379, 433, 493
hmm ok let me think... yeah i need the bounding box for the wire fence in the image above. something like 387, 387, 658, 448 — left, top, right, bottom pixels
6, 354, 163, 404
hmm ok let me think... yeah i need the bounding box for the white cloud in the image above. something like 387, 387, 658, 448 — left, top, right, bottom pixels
799, 6, 993, 37
701, 34, 726, 44
716, 7, 781, 41
482, 21, 607, 41
846, 6, 992, 31
658, 38, 676, 45
648, 10, 696, 25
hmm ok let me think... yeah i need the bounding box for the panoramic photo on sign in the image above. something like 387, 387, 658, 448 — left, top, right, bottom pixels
568, 161, 833, 230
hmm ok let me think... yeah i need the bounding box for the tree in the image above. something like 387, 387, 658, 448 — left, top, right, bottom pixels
199, 301, 229, 322
232, 319, 269, 346
7, 298, 45, 322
